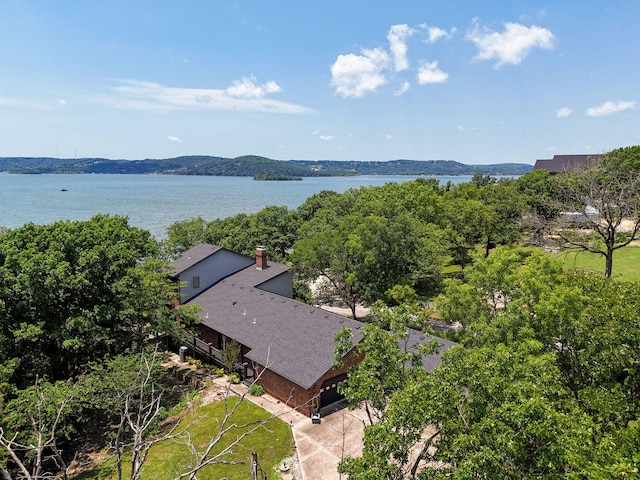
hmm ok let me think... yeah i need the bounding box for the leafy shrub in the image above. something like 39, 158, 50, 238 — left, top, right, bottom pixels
228, 372, 240, 384
248, 383, 265, 396
186, 357, 203, 369
205, 365, 225, 377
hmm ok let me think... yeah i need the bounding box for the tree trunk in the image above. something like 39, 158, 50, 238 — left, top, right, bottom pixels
605, 250, 613, 278
1, 466, 13, 480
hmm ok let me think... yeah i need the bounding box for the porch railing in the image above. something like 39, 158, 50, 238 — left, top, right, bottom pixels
178, 331, 224, 365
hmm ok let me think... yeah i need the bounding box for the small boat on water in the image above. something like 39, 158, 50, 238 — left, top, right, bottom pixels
61, 188, 68, 192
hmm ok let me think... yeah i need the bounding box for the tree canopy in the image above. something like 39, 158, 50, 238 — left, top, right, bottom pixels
338, 249, 640, 478
0, 215, 194, 386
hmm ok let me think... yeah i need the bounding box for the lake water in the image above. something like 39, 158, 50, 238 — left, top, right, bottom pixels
0, 173, 479, 239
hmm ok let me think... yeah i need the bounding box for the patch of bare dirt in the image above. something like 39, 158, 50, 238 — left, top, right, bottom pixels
318, 304, 370, 318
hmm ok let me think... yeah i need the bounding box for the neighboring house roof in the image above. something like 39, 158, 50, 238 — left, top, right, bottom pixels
533, 154, 603, 174
175, 244, 455, 391
170, 244, 224, 277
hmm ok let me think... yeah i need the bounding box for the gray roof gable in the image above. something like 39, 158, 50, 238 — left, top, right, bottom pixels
223, 259, 291, 288
170, 244, 224, 277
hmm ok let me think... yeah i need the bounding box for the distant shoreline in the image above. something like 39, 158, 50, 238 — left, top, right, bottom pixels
0, 155, 533, 177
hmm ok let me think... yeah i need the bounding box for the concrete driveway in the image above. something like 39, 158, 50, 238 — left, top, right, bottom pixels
290, 401, 367, 480
203, 371, 367, 480
231, 382, 367, 480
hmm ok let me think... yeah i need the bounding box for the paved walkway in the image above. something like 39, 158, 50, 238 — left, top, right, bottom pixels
166, 355, 367, 480
210, 377, 367, 480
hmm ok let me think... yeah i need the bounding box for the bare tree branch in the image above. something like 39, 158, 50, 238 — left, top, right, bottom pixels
0, 377, 74, 480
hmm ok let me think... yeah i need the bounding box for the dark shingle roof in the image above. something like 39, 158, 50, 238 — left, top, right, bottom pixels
187, 263, 455, 390
187, 273, 365, 389
170, 244, 224, 277
225, 260, 291, 288
176, 244, 455, 390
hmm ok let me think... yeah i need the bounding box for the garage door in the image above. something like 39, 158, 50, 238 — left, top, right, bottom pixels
319, 373, 347, 408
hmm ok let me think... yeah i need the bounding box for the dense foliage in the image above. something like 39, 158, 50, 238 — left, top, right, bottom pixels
338, 250, 640, 479
0, 215, 194, 387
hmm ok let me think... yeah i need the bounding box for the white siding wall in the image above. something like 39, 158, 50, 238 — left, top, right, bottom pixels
179, 250, 254, 301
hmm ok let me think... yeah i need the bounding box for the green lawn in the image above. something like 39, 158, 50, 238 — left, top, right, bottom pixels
440, 244, 640, 283
558, 245, 640, 282
75, 398, 293, 480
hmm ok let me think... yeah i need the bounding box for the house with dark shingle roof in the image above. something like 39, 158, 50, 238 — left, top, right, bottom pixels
171, 244, 455, 416
533, 154, 603, 174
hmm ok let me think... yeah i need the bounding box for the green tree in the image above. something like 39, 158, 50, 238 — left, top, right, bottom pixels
165, 206, 299, 262
446, 182, 526, 258
0, 215, 189, 384
334, 303, 437, 426
292, 213, 444, 318
442, 197, 488, 270
417, 341, 595, 479
552, 146, 640, 278
515, 169, 560, 244
163, 217, 207, 258
341, 250, 640, 478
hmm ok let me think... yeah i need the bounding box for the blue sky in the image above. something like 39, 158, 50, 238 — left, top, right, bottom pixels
0, 1, 638, 164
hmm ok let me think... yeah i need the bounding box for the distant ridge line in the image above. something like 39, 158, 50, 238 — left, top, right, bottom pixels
0, 155, 533, 176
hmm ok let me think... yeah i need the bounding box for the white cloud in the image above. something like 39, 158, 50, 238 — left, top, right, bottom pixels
385, 134, 393, 140
167, 135, 182, 143
387, 24, 414, 72
586, 100, 636, 117
555, 107, 572, 118
225, 75, 281, 98
319, 135, 334, 141
466, 19, 554, 67
417, 61, 449, 84
91, 79, 313, 114
394, 81, 411, 96
426, 26, 451, 43
0, 97, 66, 110
330, 48, 390, 98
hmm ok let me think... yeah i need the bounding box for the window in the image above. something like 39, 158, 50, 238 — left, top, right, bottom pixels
192, 276, 200, 288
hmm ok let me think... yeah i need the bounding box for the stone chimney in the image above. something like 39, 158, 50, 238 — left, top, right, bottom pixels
256, 246, 268, 270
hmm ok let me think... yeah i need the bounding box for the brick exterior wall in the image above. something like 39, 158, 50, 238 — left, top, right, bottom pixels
196, 325, 249, 365
196, 325, 365, 417
197, 324, 219, 347
253, 346, 363, 417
